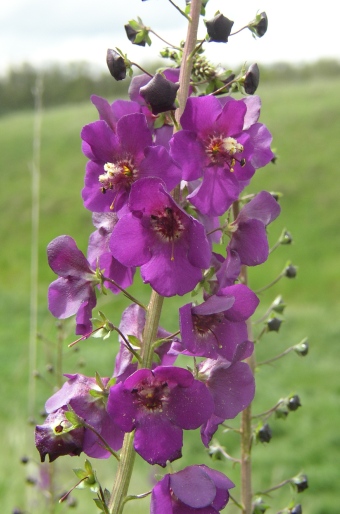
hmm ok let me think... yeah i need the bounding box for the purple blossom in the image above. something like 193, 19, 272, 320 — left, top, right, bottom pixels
107, 366, 214, 466
81, 112, 181, 213
169, 95, 274, 216
198, 357, 255, 446
44, 374, 125, 458
179, 284, 258, 360
47, 235, 99, 335
88, 212, 135, 294
114, 304, 178, 380
110, 177, 212, 297
90, 94, 142, 132
35, 407, 84, 462
151, 464, 235, 513
228, 191, 281, 266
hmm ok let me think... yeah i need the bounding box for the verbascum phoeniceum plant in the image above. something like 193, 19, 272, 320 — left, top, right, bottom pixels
34, 2, 308, 513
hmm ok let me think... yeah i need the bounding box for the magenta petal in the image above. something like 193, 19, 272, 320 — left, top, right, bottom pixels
188, 167, 240, 216
169, 130, 207, 180
134, 413, 183, 466
47, 235, 92, 277
216, 98, 247, 136
110, 213, 153, 267
218, 284, 259, 321
230, 219, 269, 266
151, 476, 172, 514
167, 380, 214, 429
81, 120, 119, 162
170, 467, 216, 508
180, 96, 222, 136
116, 112, 152, 157
192, 295, 235, 316
238, 190, 280, 225
107, 382, 137, 432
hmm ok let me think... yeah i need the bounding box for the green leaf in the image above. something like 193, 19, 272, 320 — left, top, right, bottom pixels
73, 468, 88, 480
65, 409, 81, 427
127, 334, 142, 348
93, 498, 105, 511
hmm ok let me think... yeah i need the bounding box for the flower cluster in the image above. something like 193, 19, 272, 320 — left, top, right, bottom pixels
37, 15, 281, 511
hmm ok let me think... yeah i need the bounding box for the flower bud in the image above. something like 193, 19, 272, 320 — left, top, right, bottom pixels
291, 505, 302, 514
125, 24, 145, 46
267, 316, 283, 332
205, 13, 234, 43
285, 264, 297, 278
140, 73, 179, 115
106, 49, 126, 81
249, 12, 268, 38
294, 338, 309, 357
257, 423, 272, 443
292, 474, 308, 493
244, 63, 260, 94
279, 229, 293, 245
252, 497, 270, 513
288, 394, 302, 411
272, 295, 286, 314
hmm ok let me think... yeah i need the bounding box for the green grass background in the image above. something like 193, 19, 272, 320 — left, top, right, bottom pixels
1, 77, 340, 513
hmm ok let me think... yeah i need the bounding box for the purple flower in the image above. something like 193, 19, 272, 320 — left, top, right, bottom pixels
151, 464, 235, 513
198, 357, 255, 446
228, 191, 281, 266
90, 94, 142, 132
47, 235, 100, 335
110, 177, 212, 297
179, 284, 258, 360
170, 95, 274, 216
114, 304, 178, 380
107, 366, 214, 466
35, 407, 84, 462
81, 112, 181, 213
44, 374, 125, 458
88, 212, 135, 294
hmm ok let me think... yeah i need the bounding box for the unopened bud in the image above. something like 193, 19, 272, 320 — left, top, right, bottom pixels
252, 497, 270, 513
257, 423, 272, 443
20, 456, 29, 465
292, 474, 308, 493
140, 73, 179, 115
244, 63, 260, 94
272, 295, 286, 314
124, 24, 146, 46
205, 13, 234, 43
106, 49, 126, 81
288, 394, 302, 411
294, 338, 309, 356
279, 229, 293, 245
267, 316, 283, 332
249, 12, 268, 38
285, 264, 297, 278
291, 505, 302, 514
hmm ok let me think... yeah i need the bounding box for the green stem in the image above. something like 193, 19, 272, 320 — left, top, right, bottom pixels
108, 432, 136, 514
233, 201, 254, 514
175, 0, 202, 122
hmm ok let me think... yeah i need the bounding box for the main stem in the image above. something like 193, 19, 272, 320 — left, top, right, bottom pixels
233, 201, 255, 514
109, 3, 202, 511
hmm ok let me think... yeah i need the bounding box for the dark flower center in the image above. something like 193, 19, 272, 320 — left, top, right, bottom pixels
205, 135, 245, 171
192, 313, 224, 348
150, 207, 185, 242
132, 379, 170, 412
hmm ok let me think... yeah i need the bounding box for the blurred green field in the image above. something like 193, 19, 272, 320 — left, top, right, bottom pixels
1, 77, 340, 513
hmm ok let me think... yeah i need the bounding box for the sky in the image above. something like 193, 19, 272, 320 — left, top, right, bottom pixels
1, 0, 340, 76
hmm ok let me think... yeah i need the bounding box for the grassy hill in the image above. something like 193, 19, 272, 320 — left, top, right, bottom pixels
1, 78, 339, 513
